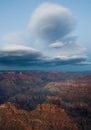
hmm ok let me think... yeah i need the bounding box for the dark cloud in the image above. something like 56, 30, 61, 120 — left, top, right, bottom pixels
0, 45, 42, 66
0, 46, 87, 67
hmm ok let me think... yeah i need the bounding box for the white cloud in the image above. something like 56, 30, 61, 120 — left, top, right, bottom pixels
49, 41, 64, 48
29, 3, 75, 42
0, 44, 41, 57
1, 44, 38, 52
56, 55, 87, 61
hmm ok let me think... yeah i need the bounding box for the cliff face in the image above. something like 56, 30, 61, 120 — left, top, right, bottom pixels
0, 102, 31, 130
31, 104, 78, 130
0, 102, 78, 130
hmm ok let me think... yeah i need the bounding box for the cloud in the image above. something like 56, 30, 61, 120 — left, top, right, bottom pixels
0, 45, 42, 66
47, 36, 86, 57
28, 3, 86, 58
49, 41, 64, 48
49, 36, 77, 49
1, 44, 38, 53
29, 3, 75, 43
0, 2, 89, 69
42, 55, 87, 66
0, 44, 87, 67
77, 62, 91, 65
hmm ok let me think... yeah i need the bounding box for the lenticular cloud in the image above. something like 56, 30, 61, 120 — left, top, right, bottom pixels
29, 3, 75, 43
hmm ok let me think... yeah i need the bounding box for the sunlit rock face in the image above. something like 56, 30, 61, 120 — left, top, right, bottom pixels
0, 102, 78, 130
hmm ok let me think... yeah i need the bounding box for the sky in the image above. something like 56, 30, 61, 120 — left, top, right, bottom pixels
0, 0, 91, 71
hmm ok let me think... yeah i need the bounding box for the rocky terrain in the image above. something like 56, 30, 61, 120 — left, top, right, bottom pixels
0, 71, 91, 130
0, 102, 78, 130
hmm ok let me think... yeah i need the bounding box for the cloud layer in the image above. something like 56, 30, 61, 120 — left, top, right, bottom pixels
0, 45, 42, 66
0, 3, 88, 69
0, 45, 87, 67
